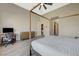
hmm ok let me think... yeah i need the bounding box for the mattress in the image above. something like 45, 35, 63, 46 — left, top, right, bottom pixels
31, 36, 79, 56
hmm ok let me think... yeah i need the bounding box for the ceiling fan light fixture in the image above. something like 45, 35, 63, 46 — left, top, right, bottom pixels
43, 4, 47, 10
39, 3, 53, 10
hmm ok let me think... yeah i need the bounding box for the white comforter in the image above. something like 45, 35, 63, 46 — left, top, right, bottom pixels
31, 36, 79, 56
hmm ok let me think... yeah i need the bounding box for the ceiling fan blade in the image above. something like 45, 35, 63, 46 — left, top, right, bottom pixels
44, 3, 53, 5
43, 4, 47, 10
39, 5, 42, 10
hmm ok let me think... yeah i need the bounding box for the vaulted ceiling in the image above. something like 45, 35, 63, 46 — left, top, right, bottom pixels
15, 3, 69, 15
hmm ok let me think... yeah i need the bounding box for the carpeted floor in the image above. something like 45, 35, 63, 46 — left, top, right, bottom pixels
0, 40, 30, 56
0, 36, 43, 56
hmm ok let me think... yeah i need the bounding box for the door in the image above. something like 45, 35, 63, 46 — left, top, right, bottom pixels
54, 22, 59, 36
41, 24, 44, 36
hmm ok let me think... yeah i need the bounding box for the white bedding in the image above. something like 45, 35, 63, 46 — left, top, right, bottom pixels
31, 36, 79, 56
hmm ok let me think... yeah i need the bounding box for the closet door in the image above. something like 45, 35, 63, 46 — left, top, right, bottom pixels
41, 24, 44, 36
54, 22, 59, 36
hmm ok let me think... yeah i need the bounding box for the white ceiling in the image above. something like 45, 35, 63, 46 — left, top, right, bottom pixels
15, 3, 38, 10
15, 3, 69, 15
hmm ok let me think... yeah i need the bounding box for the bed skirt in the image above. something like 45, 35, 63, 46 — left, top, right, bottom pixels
30, 47, 41, 56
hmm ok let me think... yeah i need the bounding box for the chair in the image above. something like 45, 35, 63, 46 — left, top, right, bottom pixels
2, 33, 16, 47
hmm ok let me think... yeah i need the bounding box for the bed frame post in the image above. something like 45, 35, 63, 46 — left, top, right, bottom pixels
29, 3, 51, 56
29, 11, 32, 56
29, 3, 41, 56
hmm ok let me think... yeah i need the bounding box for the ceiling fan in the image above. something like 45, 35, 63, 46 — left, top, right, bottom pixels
39, 3, 53, 10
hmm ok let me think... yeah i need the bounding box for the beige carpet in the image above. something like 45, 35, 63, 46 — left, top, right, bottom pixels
0, 40, 30, 56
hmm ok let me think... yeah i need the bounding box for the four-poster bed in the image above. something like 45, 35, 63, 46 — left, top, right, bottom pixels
31, 36, 79, 56
29, 3, 79, 56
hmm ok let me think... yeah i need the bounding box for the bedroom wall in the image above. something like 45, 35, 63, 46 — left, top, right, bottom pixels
0, 3, 40, 40
37, 17, 50, 36
31, 13, 40, 36
31, 13, 50, 37
44, 3, 79, 37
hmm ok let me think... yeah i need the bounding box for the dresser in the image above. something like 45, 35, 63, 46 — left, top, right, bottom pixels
20, 31, 35, 40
